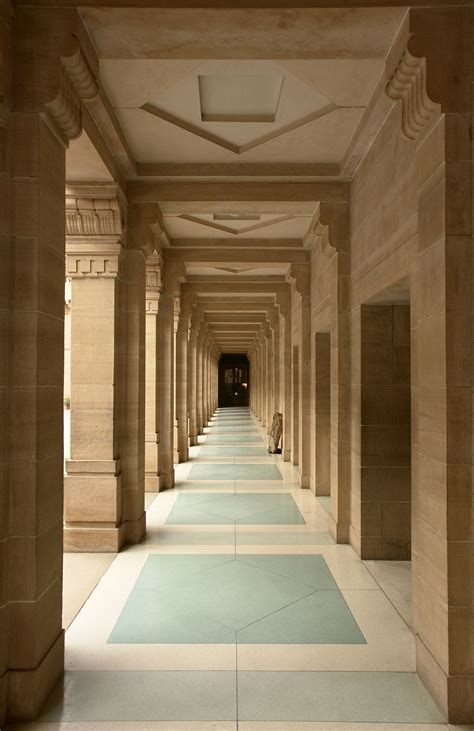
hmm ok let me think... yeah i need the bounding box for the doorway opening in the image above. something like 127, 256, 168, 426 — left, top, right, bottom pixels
360, 296, 412, 628
218, 354, 250, 408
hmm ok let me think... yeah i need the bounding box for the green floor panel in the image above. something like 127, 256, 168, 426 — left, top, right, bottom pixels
166, 493, 304, 525
159, 560, 313, 631
199, 446, 269, 457
237, 671, 444, 723
236, 531, 334, 545
237, 591, 365, 644
203, 435, 263, 443
147, 530, 236, 545
40, 670, 236, 722
238, 554, 339, 589
188, 464, 282, 481
108, 555, 366, 646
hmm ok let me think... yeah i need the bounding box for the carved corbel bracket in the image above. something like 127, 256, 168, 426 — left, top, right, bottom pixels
386, 47, 440, 141
275, 290, 290, 318
162, 258, 186, 297
309, 201, 350, 258
127, 202, 169, 255
267, 305, 280, 331
288, 263, 310, 297
45, 45, 98, 142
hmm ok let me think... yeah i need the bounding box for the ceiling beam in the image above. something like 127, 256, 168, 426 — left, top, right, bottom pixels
129, 181, 348, 204
164, 247, 308, 264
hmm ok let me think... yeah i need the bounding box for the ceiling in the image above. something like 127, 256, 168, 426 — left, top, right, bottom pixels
66, 5, 408, 352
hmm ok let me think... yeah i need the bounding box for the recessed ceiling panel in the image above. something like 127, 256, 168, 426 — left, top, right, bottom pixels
198, 74, 283, 122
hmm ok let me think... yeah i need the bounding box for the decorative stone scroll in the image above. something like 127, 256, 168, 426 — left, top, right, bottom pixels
45, 47, 98, 141
386, 48, 440, 141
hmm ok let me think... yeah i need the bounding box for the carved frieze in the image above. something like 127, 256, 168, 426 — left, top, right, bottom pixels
386, 48, 440, 141
66, 242, 124, 279
66, 190, 124, 238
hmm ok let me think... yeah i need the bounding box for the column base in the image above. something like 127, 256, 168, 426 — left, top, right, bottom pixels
125, 511, 146, 544
329, 514, 350, 544
64, 523, 126, 552
283, 449, 291, 462
189, 434, 198, 446
299, 473, 311, 489
160, 470, 175, 490
145, 474, 161, 492
416, 635, 474, 724
178, 448, 189, 463
7, 631, 64, 721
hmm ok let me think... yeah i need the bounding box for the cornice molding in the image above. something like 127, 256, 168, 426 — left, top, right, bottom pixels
386, 47, 440, 141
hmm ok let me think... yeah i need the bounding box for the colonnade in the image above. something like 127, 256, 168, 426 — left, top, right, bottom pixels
64, 206, 219, 552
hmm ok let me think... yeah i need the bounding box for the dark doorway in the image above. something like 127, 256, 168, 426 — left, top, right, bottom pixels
218, 354, 250, 407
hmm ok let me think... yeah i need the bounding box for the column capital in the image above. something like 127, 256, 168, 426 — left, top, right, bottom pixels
145, 251, 163, 313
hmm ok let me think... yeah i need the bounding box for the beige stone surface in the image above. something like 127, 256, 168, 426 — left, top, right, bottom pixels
1, 2, 473, 726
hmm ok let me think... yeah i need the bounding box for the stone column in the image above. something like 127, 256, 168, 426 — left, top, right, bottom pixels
6, 13, 99, 720
156, 282, 176, 489
173, 298, 180, 465
195, 324, 203, 434
269, 306, 280, 416
290, 265, 311, 488
258, 331, 267, 427
277, 290, 292, 462
201, 331, 209, 428
176, 294, 192, 462
188, 308, 201, 446
121, 247, 147, 544
144, 254, 162, 492
264, 321, 273, 432
65, 191, 126, 552
407, 11, 474, 722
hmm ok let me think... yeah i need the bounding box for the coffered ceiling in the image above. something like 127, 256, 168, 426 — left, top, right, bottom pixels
65, 4, 410, 352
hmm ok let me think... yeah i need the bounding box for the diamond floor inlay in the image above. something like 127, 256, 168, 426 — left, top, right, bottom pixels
165, 492, 305, 524
108, 554, 365, 645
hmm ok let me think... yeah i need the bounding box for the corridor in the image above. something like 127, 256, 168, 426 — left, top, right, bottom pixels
9, 408, 445, 729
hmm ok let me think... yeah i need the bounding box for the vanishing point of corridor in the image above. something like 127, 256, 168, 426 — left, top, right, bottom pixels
11, 408, 443, 729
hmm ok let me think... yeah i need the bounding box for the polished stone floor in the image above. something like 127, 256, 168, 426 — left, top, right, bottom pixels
9, 407, 467, 730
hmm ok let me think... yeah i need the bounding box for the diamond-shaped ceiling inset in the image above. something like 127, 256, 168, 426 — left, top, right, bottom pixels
199, 74, 283, 122
141, 60, 337, 155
